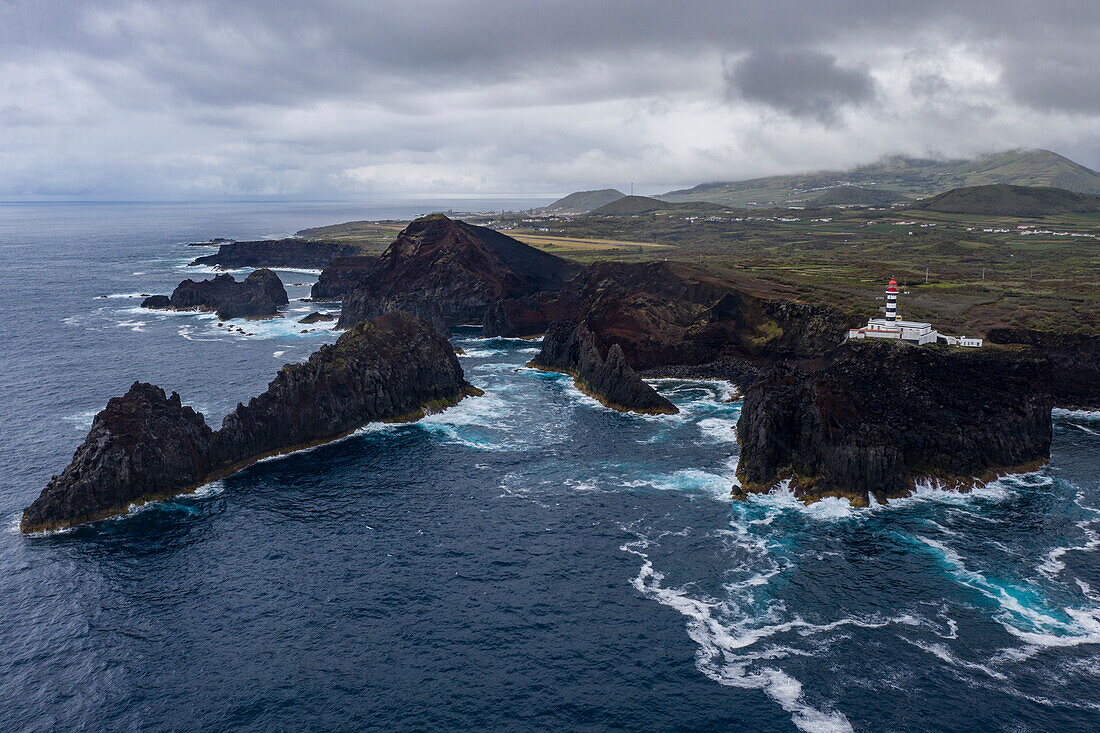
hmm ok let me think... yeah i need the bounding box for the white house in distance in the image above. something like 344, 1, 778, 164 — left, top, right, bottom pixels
847, 279, 983, 347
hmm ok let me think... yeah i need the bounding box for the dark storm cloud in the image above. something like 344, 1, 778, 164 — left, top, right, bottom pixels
1, 1, 1099, 197
724, 49, 875, 124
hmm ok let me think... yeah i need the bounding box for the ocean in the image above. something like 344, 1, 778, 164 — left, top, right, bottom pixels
1, 201, 1098, 732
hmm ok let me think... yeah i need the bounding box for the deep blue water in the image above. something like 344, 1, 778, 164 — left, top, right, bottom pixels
1, 202, 1099, 733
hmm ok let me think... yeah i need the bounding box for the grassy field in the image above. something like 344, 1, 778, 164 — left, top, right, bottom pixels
296, 206, 1100, 335
497, 206, 1100, 335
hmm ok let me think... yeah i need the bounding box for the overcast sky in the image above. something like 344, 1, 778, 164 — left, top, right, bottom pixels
2, 0, 1099, 199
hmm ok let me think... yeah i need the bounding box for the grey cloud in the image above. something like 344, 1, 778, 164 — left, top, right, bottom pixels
1, 1, 1100, 198
1002, 45, 1100, 114
724, 49, 875, 124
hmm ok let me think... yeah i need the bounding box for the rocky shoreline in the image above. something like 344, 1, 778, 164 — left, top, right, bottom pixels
190, 238, 363, 270
21, 313, 480, 533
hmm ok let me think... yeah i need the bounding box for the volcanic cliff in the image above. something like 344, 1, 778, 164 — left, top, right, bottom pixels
190, 238, 363, 270
21, 313, 480, 533
311, 255, 379, 301
734, 341, 1054, 505
986, 328, 1100, 411
519, 261, 854, 412
336, 214, 578, 327
142, 269, 288, 320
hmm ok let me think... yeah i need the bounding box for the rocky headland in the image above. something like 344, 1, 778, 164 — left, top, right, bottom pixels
21, 313, 480, 533
141, 269, 289, 320
335, 214, 578, 327
520, 260, 853, 412
734, 341, 1054, 505
190, 238, 363, 270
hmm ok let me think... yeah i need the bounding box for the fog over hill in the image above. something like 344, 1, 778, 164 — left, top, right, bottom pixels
3, 2, 1100, 198
662, 149, 1100, 207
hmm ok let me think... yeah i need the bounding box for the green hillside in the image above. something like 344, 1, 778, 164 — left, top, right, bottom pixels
913, 184, 1100, 216
809, 186, 908, 206
662, 149, 1100, 207
544, 188, 625, 213
589, 195, 729, 216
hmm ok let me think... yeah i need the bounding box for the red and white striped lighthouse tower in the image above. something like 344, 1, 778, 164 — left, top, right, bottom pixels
885, 278, 898, 322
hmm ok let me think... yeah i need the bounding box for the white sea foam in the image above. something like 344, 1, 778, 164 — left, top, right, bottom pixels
1038, 492, 1100, 578
1054, 408, 1100, 421
697, 417, 738, 443
917, 535, 1100, 648
904, 639, 1008, 680
623, 537, 860, 733
621, 467, 736, 502
744, 483, 858, 521
476, 335, 542, 344
62, 409, 100, 430
645, 378, 742, 403
458, 348, 506, 358
115, 319, 147, 332
415, 391, 515, 450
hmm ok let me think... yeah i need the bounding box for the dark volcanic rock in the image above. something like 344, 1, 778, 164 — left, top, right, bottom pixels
986, 328, 1100, 410
298, 311, 336, 324
528, 320, 677, 415
483, 291, 581, 338
190, 238, 362, 270
339, 214, 578, 326
21, 313, 479, 533
21, 383, 217, 533
485, 261, 854, 367
311, 255, 380, 301
142, 269, 289, 320
735, 341, 1053, 505
336, 292, 448, 337
210, 312, 477, 465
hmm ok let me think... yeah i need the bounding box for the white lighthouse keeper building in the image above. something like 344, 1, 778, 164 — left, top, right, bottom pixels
847, 278, 962, 346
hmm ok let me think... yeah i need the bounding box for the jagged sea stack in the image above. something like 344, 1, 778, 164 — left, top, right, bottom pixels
21, 312, 480, 533
528, 320, 678, 415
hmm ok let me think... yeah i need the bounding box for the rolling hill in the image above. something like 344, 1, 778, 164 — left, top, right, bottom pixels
808, 186, 908, 206
589, 195, 729, 216
544, 188, 625, 213
662, 149, 1100, 207
912, 184, 1100, 216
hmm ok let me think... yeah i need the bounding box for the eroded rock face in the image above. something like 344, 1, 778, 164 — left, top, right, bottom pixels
338, 214, 578, 326
485, 261, 854, 368
310, 255, 380, 301
528, 320, 677, 415
986, 328, 1100, 411
190, 238, 362, 270
142, 269, 289, 320
734, 341, 1054, 505
21, 384, 217, 532
21, 313, 479, 533
336, 292, 448, 337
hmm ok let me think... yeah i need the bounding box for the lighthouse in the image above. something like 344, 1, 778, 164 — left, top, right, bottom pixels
847, 277, 981, 347
885, 278, 898, 322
